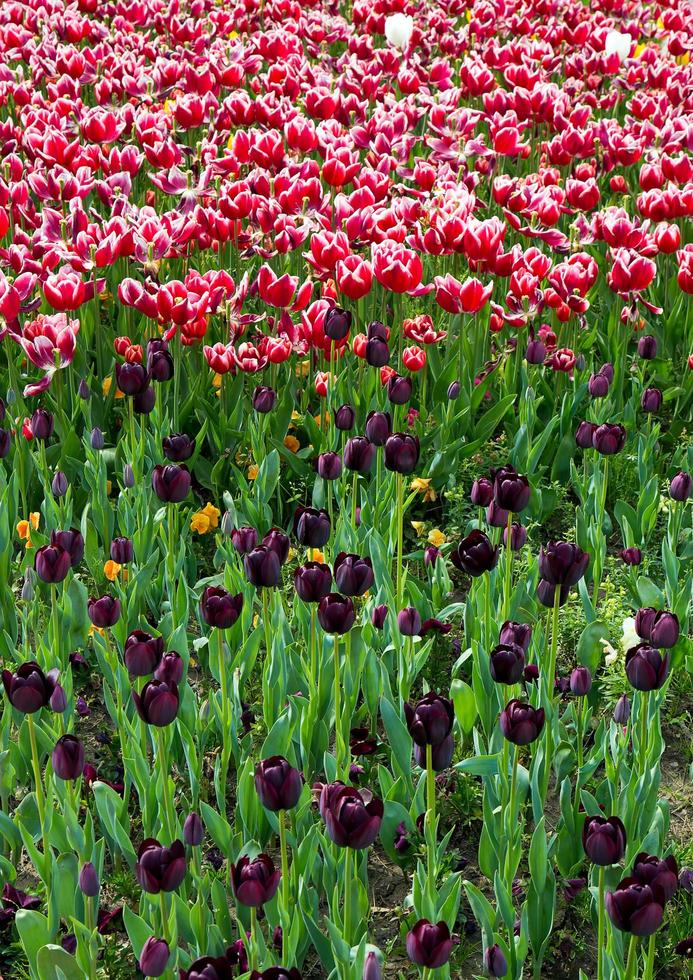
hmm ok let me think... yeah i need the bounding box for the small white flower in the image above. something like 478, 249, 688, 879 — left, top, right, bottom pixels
385, 13, 414, 50
605, 30, 632, 63
621, 617, 639, 653
602, 638, 618, 667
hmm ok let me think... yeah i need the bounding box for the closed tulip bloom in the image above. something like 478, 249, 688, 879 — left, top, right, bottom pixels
344, 437, 376, 473
133, 680, 180, 726
293, 506, 331, 548
49, 683, 67, 713
447, 380, 461, 399
110, 537, 134, 564
582, 815, 627, 865
124, 630, 164, 676
139, 937, 170, 977
575, 421, 598, 449
538, 542, 589, 586
404, 692, 454, 746
471, 477, 493, 506
525, 339, 546, 364
365, 411, 392, 446
162, 434, 195, 462
635, 606, 658, 641
154, 652, 184, 686
134, 385, 156, 415
90, 427, 105, 450
324, 306, 352, 341
536, 579, 570, 608
334, 405, 355, 431
262, 529, 290, 564
231, 526, 258, 555
641, 387, 662, 413
486, 501, 509, 528
334, 553, 374, 596
398, 606, 422, 636
492, 466, 531, 512
116, 362, 148, 395
254, 755, 303, 811
649, 611, 679, 648
320, 783, 383, 848
317, 452, 342, 480
252, 386, 277, 414
406, 919, 453, 969
294, 562, 332, 602
317, 593, 355, 634
123, 464, 135, 488
135, 839, 187, 893
230, 854, 281, 907
371, 604, 387, 630
451, 530, 499, 576
362, 952, 382, 980
35, 544, 71, 583
52, 735, 85, 780
499, 621, 532, 652
3, 662, 59, 713
183, 812, 204, 847
78, 862, 99, 898
413, 733, 454, 772
51, 471, 68, 497
88, 595, 121, 628
51, 529, 85, 567
631, 852, 678, 904
151, 464, 191, 502
490, 643, 526, 685
500, 699, 545, 745
669, 470, 692, 501
31, 408, 54, 441
588, 372, 610, 398
605, 880, 663, 936
592, 423, 626, 455
0, 429, 10, 458
387, 375, 412, 405
570, 666, 592, 696
365, 336, 390, 367
620, 547, 642, 566
384, 432, 420, 474
625, 644, 669, 691
637, 336, 657, 359
244, 546, 282, 588
484, 943, 508, 977
614, 694, 631, 724
200, 587, 243, 629
181, 953, 237, 980
148, 340, 174, 382
503, 523, 527, 551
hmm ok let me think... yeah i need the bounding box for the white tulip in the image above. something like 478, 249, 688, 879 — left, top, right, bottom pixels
384, 13, 414, 50
620, 617, 639, 654
605, 30, 632, 63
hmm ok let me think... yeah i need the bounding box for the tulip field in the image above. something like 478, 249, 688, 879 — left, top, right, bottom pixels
1, 0, 693, 977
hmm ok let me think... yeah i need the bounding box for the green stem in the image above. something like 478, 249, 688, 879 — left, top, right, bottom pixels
542, 587, 561, 801
309, 605, 317, 690
396, 472, 404, 608
624, 935, 639, 980
351, 471, 358, 528
503, 511, 513, 619
642, 932, 655, 980
426, 743, 436, 890
334, 635, 343, 773
343, 846, 352, 947
249, 906, 257, 972
27, 715, 51, 883
639, 692, 649, 773
279, 810, 290, 962
156, 728, 175, 841
597, 866, 605, 980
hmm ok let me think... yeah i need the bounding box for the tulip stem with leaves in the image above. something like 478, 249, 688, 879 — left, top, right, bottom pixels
26, 714, 51, 885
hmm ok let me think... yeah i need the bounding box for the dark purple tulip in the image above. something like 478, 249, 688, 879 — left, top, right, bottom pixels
2, 662, 58, 713
371, 604, 387, 630
592, 422, 626, 455
600, 362, 614, 382
367, 321, 388, 341
133, 680, 180, 727
500, 699, 545, 745
451, 530, 498, 576
147, 340, 174, 382
344, 436, 375, 473
324, 307, 352, 342
582, 815, 627, 866
334, 404, 355, 431
641, 388, 662, 413
365, 336, 390, 367
632, 852, 678, 904
110, 537, 133, 564
0, 883, 41, 924
162, 434, 195, 462
52, 735, 85, 781
570, 666, 592, 696
635, 606, 659, 641
31, 408, 54, 441
499, 621, 532, 653
123, 464, 135, 488
588, 372, 610, 398
424, 545, 440, 567
134, 385, 156, 415
406, 919, 453, 969
471, 477, 493, 507
49, 683, 67, 713
317, 594, 355, 634
387, 375, 412, 405
230, 854, 281, 907
492, 466, 531, 513
78, 862, 99, 898
620, 547, 642, 566
614, 694, 631, 724
334, 553, 374, 597
244, 546, 282, 588
564, 878, 587, 903
320, 783, 383, 849
252, 386, 276, 414
575, 421, 598, 449
503, 523, 527, 551
365, 411, 392, 446
536, 579, 570, 608
398, 607, 422, 636
489, 643, 526, 685
200, 587, 243, 629
51, 471, 68, 497
538, 541, 589, 586
231, 526, 258, 555
152, 464, 191, 502
674, 936, 693, 957
90, 427, 105, 450
293, 506, 331, 548
625, 644, 669, 691
262, 528, 290, 564
486, 501, 509, 528
670, 470, 692, 501
484, 943, 508, 977
0, 428, 10, 458
135, 839, 187, 894
254, 755, 303, 811
124, 630, 164, 676
116, 362, 148, 396
413, 733, 454, 772
35, 544, 71, 583
650, 611, 679, 649
404, 692, 454, 747
384, 432, 420, 474
638, 335, 657, 359
181, 954, 235, 980
87, 595, 121, 629
525, 339, 546, 364
248, 970, 301, 980
317, 452, 342, 480
524, 663, 539, 683
154, 652, 184, 686
363, 952, 382, 980
605, 880, 663, 936
183, 812, 204, 847
51, 529, 84, 567
139, 937, 170, 977
294, 562, 332, 602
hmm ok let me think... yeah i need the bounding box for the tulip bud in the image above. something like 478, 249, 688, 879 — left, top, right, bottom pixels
397, 607, 421, 636
21, 571, 34, 601
575, 421, 598, 449
139, 937, 170, 978
317, 451, 343, 480
641, 387, 662, 413
588, 372, 610, 398
110, 537, 134, 564
122, 464, 135, 488
387, 375, 412, 405
363, 951, 382, 980
252, 385, 277, 414
52, 735, 85, 780
221, 511, 234, 536
447, 380, 461, 399
570, 666, 592, 696
244, 546, 282, 588
324, 307, 352, 342
525, 339, 546, 364
183, 812, 204, 847
471, 477, 493, 507
51, 471, 68, 497
344, 436, 376, 474
90, 427, 105, 450
335, 404, 355, 431
637, 335, 657, 359
78, 862, 99, 898
499, 621, 532, 652
620, 547, 642, 566
49, 683, 68, 713
503, 523, 527, 551
365, 411, 392, 447
670, 470, 692, 501
31, 409, 54, 441
371, 604, 387, 629
384, 432, 420, 474
484, 943, 508, 977
613, 694, 631, 724
365, 336, 390, 367
78, 379, 91, 400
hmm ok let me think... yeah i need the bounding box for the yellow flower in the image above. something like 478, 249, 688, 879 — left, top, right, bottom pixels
247, 463, 259, 480
410, 477, 436, 502
212, 373, 222, 389
288, 547, 296, 562
201, 503, 221, 529
284, 435, 300, 453
428, 528, 447, 547
634, 43, 646, 58
296, 360, 310, 378
88, 624, 105, 638
310, 548, 325, 563
411, 520, 425, 536
30, 512, 40, 530
291, 410, 301, 422
106, 480, 112, 495
102, 376, 124, 399
191, 512, 212, 534
17, 513, 40, 540
104, 560, 122, 582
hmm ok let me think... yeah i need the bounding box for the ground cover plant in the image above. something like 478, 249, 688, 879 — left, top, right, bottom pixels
0, 0, 691, 977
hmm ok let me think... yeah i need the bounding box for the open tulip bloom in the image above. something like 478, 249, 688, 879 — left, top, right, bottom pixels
0, 1, 691, 978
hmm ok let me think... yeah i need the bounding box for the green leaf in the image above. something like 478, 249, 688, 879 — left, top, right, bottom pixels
451, 679, 477, 734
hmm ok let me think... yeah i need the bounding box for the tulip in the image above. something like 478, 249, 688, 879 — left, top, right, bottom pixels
324, 307, 352, 342
451, 530, 499, 576
404, 693, 454, 747
484, 943, 508, 977
641, 387, 662, 413
605, 880, 663, 936
632, 852, 678, 904
51, 529, 85, 567
536, 580, 570, 608
116, 362, 148, 395
162, 434, 195, 462
486, 501, 509, 528
493, 466, 530, 513
406, 919, 453, 969
365, 335, 390, 367
317, 452, 342, 480
124, 631, 164, 676
575, 421, 598, 449
413, 734, 454, 772
604, 29, 631, 62
620, 547, 642, 566
154, 652, 184, 686
180, 953, 237, 980
471, 478, 493, 507
88, 595, 121, 628
110, 537, 134, 564
34, 544, 71, 583
334, 405, 355, 431
151, 464, 191, 502
387, 375, 412, 405
647, 611, 679, 648
362, 952, 382, 980
252, 386, 276, 414
570, 667, 592, 696
499, 621, 532, 652
254, 756, 303, 811
625, 644, 669, 691
135, 838, 187, 893
30, 408, 54, 441
398, 607, 422, 636
588, 372, 610, 398
320, 783, 383, 848
614, 694, 631, 724
244, 546, 282, 588
123, 464, 135, 488
500, 700, 545, 745
148, 340, 173, 382
133, 680, 180, 726
365, 411, 391, 446
49, 684, 67, 713
263, 529, 291, 563
90, 427, 105, 450
371, 604, 387, 629
582, 816, 627, 866
2, 663, 59, 713
384, 433, 420, 474
538, 542, 589, 586
78, 863, 99, 898
384, 11, 413, 48
525, 339, 546, 364
317, 594, 355, 634
231, 526, 258, 554
200, 587, 243, 629
183, 812, 204, 847
293, 506, 331, 548
447, 380, 461, 399
490, 643, 525, 685
0, 429, 10, 458
51, 471, 68, 497
638, 336, 657, 359
334, 553, 374, 596
230, 854, 281, 907
294, 562, 332, 602
51, 735, 84, 780
139, 937, 170, 977
503, 523, 526, 551
592, 423, 626, 455
344, 437, 376, 473
669, 470, 691, 501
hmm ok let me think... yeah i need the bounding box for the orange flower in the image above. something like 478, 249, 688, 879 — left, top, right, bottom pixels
104, 560, 122, 582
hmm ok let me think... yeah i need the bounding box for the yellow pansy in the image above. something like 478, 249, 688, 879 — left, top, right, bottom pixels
428, 528, 447, 547
310, 548, 325, 563
284, 435, 300, 453
247, 463, 259, 480
201, 503, 221, 529
411, 520, 425, 536
410, 477, 437, 502
104, 559, 122, 581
